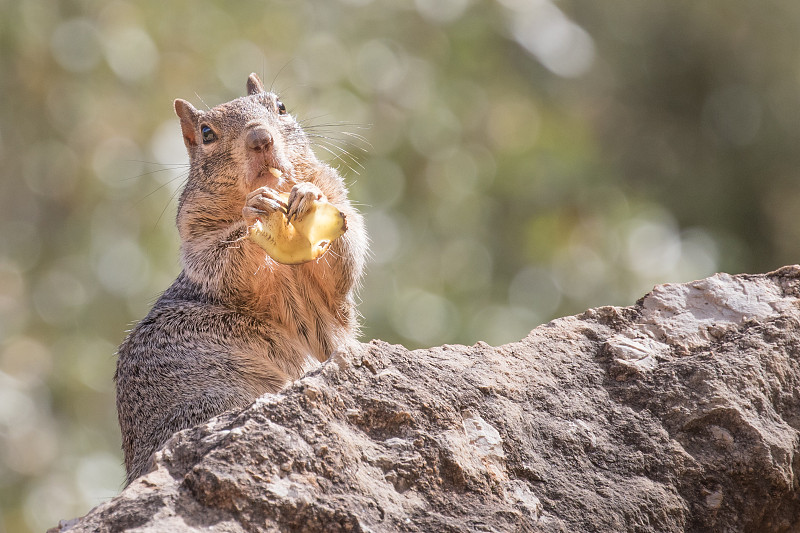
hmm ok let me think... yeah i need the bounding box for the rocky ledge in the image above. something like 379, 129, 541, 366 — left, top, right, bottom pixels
53, 267, 800, 532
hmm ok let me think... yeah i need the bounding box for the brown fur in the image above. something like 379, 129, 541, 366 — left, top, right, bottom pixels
115, 74, 367, 485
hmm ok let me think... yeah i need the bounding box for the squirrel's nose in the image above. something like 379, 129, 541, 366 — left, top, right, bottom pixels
246, 127, 273, 152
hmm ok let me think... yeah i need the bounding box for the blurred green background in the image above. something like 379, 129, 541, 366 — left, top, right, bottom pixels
2, 0, 799, 530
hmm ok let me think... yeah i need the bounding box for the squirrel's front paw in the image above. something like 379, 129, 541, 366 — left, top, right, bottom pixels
286, 183, 327, 222
243, 187, 286, 226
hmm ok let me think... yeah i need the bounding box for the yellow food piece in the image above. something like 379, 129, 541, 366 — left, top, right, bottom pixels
247, 192, 347, 265
268, 166, 282, 179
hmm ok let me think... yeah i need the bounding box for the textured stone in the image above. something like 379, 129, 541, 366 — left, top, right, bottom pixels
52, 266, 800, 532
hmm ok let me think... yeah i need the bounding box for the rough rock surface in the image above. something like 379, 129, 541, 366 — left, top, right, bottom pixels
54, 267, 800, 532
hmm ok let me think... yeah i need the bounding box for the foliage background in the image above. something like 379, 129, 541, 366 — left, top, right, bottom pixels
1, 0, 799, 530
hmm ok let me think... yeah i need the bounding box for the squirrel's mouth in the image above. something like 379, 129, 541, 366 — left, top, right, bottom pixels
261, 164, 293, 188
247, 161, 294, 191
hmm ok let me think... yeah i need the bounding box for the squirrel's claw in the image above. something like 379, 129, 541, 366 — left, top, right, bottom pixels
286, 183, 325, 222
243, 187, 288, 226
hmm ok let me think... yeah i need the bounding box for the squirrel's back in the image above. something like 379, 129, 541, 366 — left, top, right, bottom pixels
115, 74, 367, 485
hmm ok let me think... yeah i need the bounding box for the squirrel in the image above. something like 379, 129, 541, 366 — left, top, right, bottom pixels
114, 73, 368, 485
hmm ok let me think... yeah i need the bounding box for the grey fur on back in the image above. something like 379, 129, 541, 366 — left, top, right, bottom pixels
115, 74, 367, 485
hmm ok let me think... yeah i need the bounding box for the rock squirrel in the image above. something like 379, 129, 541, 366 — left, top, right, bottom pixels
115, 74, 367, 485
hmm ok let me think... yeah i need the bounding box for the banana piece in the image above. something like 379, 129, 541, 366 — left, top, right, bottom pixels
247, 192, 347, 265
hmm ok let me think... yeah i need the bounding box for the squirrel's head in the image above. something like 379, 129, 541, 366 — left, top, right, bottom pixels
174, 73, 314, 196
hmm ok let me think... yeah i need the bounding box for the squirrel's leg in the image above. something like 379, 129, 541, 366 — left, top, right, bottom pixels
282, 181, 368, 297
120, 335, 296, 486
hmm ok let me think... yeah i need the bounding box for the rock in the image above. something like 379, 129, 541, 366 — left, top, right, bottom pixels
52, 267, 800, 532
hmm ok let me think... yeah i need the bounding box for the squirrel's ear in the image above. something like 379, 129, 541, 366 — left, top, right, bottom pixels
174, 99, 201, 148
247, 73, 265, 96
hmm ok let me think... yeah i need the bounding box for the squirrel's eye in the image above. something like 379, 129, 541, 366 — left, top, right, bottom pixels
277, 101, 287, 115
201, 125, 217, 144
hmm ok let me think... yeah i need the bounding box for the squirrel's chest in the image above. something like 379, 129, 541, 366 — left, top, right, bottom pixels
250, 268, 342, 350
